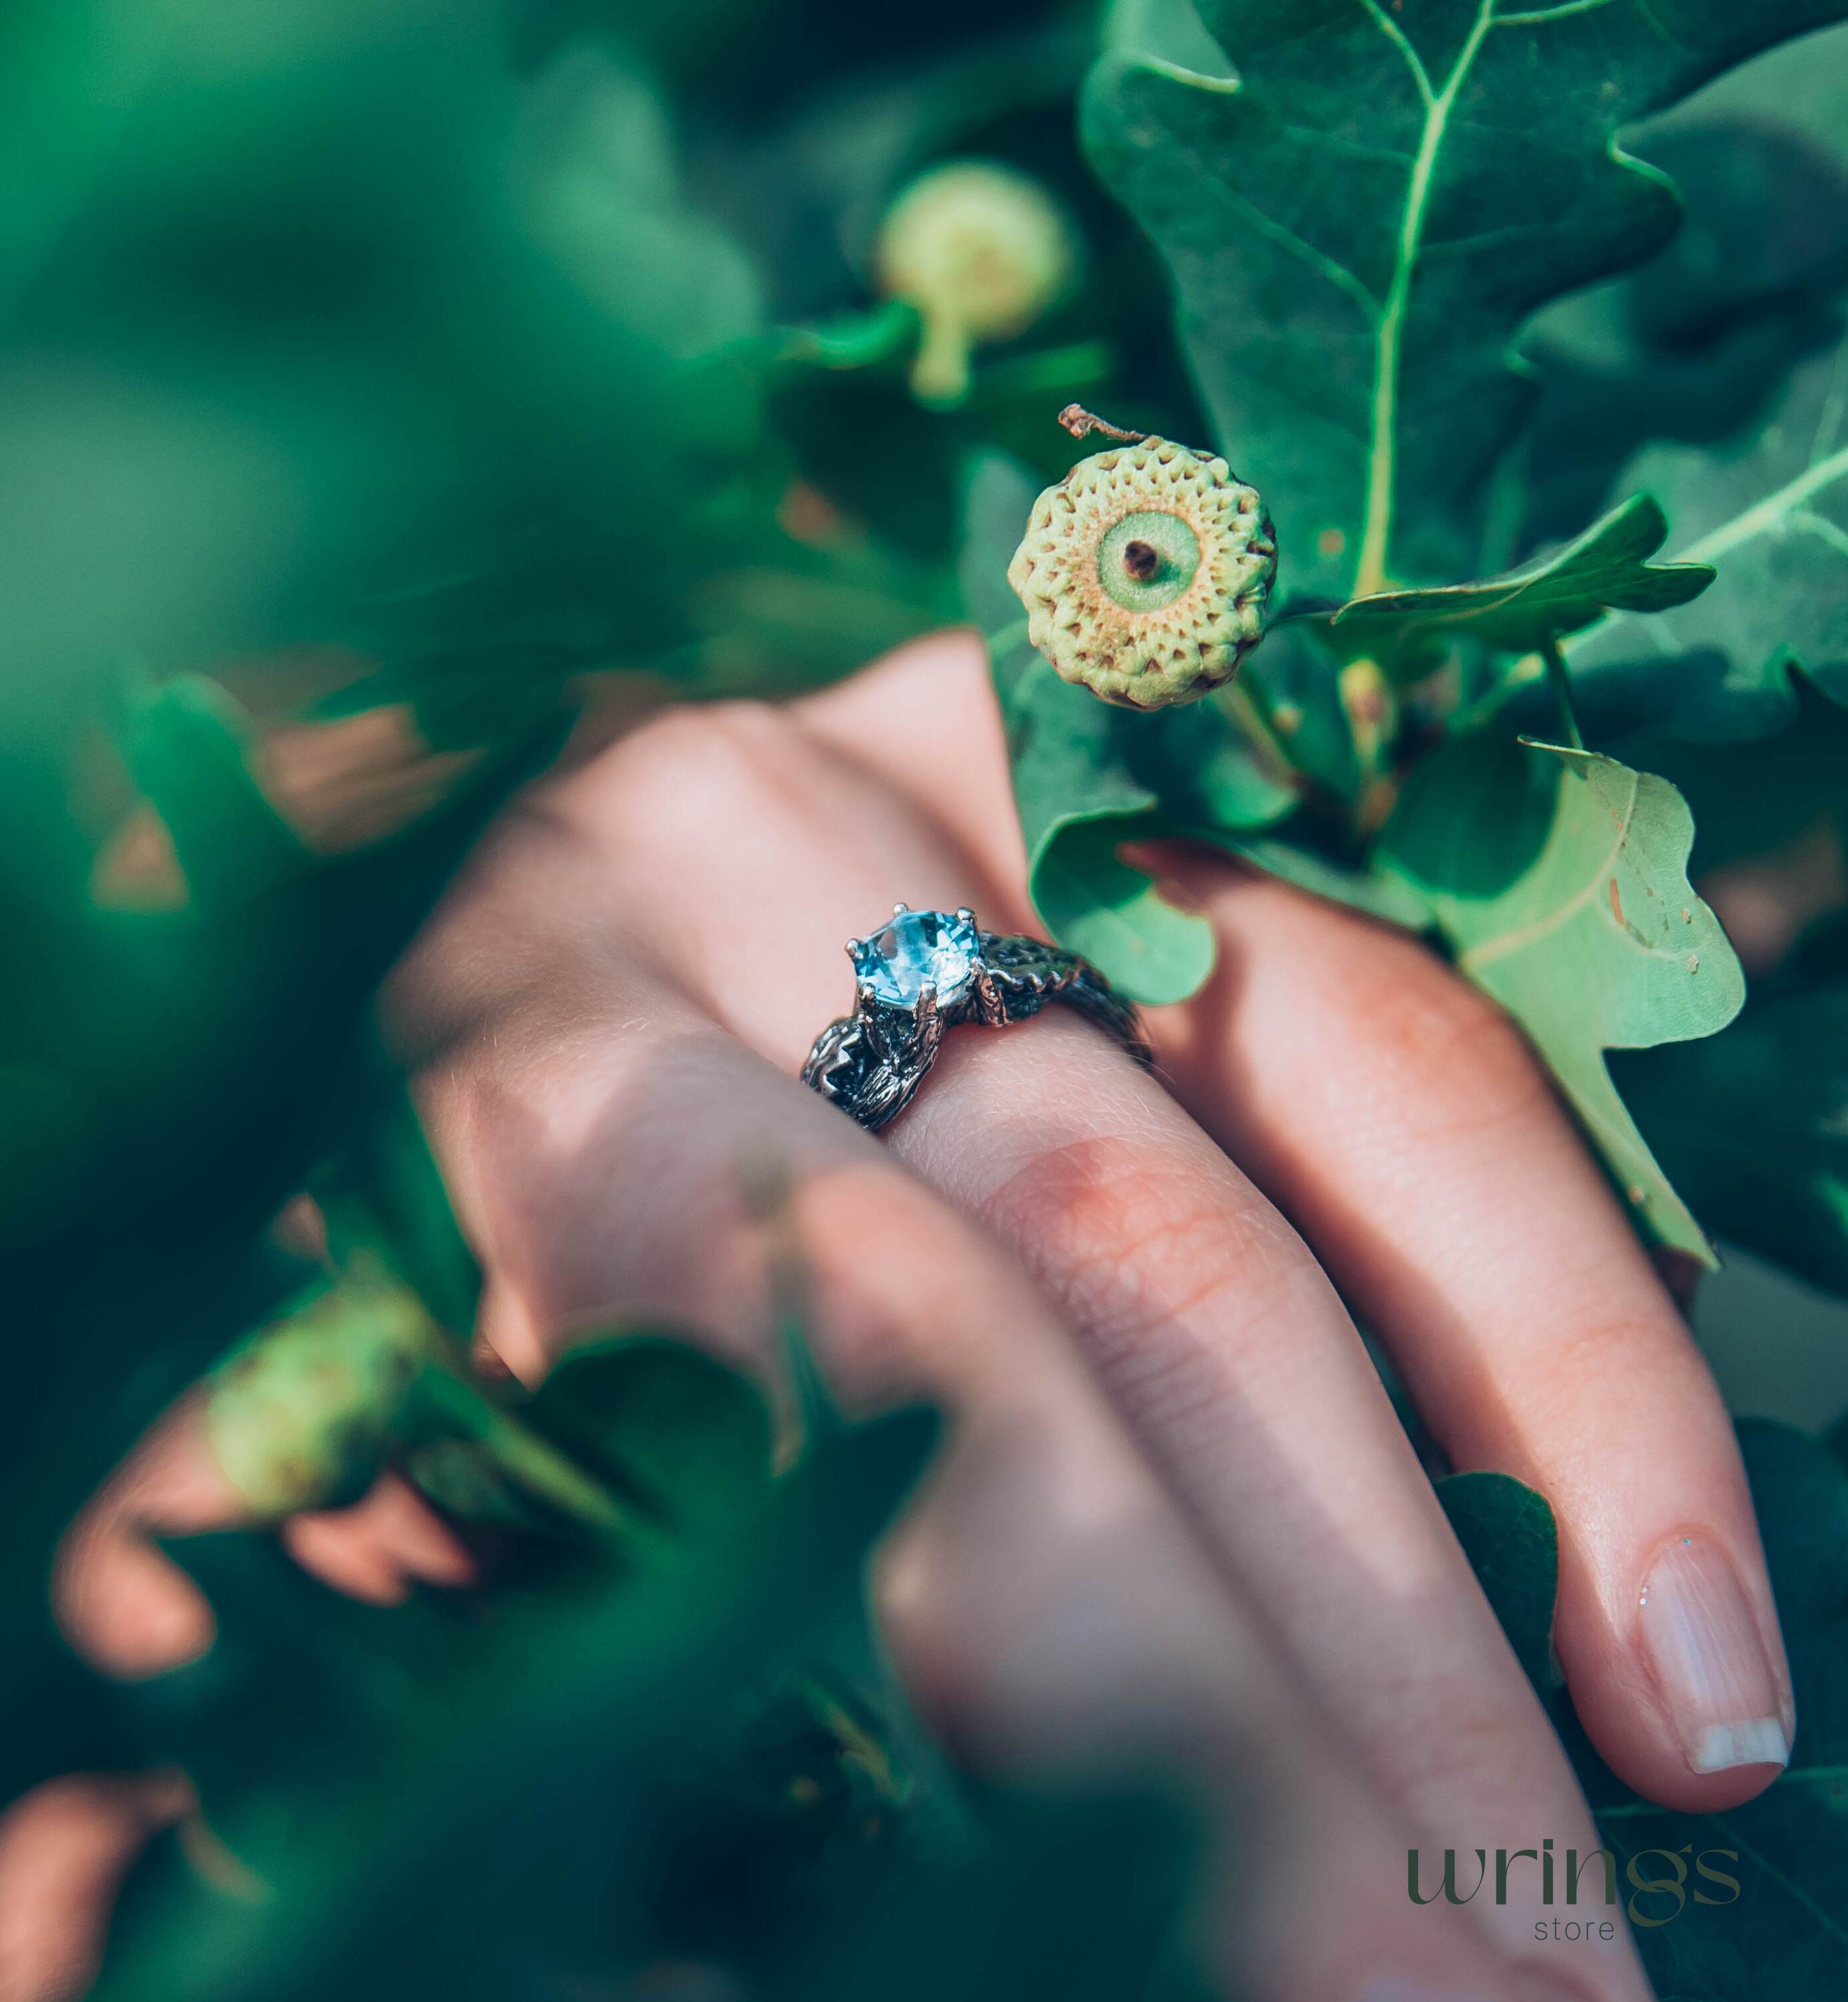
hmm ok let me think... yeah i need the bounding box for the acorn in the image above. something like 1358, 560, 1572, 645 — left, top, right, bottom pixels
204, 1269, 433, 1519
874, 160, 1077, 407
1007, 432, 1275, 709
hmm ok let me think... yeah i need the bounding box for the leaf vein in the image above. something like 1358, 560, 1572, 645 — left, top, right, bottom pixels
1496, 0, 1621, 24
1458, 765, 1638, 973
1708, 1815, 1848, 1949
1189, 165, 1383, 320
1676, 442, 1848, 567
1358, 0, 1435, 104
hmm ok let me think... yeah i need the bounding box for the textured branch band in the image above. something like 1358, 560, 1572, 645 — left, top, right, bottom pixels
803, 906, 1151, 1133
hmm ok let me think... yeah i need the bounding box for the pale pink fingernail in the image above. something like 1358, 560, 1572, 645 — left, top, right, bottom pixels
1637, 1534, 1792, 1775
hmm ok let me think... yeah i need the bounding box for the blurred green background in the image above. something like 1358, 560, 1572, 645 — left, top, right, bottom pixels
0, 5, 1225, 1997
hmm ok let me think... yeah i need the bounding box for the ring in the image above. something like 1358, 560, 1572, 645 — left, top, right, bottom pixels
802, 904, 1152, 1132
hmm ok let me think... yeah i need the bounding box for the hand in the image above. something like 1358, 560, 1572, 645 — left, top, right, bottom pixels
36, 633, 1788, 2002
377, 629, 1788, 1996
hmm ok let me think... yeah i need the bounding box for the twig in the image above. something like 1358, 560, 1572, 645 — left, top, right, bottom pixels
1539, 637, 1584, 751
1058, 403, 1148, 443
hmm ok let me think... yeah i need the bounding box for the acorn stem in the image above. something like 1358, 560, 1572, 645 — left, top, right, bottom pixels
1057, 403, 1148, 443
1215, 679, 1296, 788
910, 313, 973, 406
1540, 638, 1584, 751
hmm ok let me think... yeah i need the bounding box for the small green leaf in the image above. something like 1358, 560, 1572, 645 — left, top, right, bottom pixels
316, 1065, 482, 1338
515, 47, 762, 366
1193, 833, 1431, 930
1330, 494, 1714, 684
766, 299, 921, 371
1031, 815, 1218, 1006
1378, 731, 1746, 1263
1435, 1469, 1558, 1692
116, 673, 310, 908
515, 1337, 777, 1544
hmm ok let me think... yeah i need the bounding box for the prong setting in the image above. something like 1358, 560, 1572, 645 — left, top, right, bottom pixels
806, 908, 1148, 1130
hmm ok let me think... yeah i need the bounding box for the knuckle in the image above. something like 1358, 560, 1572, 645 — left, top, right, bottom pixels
986, 1132, 1314, 1400
1510, 1312, 1679, 1433
570, 700, 809, 855
1405, 1686, 1554, 1803
1334, 934, 1552, 1138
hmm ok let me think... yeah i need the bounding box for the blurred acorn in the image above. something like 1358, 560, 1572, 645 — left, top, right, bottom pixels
874, 160, 1077, 407
1008, 431, 1275, 710
204, 1265, 435, 1519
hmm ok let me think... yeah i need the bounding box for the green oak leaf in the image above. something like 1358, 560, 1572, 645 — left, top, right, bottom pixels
1614, 983, 1848, 1298
514, 46, 762, 369
100, 1334, 944, 2002
1378, 731, 1745, 1263
964, 453, 1292, 1004
1330, 494, 1714, 684
315, 1068, 483, 1340
1435, 1470, 1559, 1692
114, 672, 310, 909
1191, 832, 1432, 928
1086, 0, 1848, 603
1568, 338, 1848, 740
1445, 1426, 1848, 1997
511, 1337, 777, 1546
1516, 80, 1848, 559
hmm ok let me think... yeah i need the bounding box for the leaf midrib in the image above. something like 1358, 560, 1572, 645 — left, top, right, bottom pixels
1355, 0, 1498, 595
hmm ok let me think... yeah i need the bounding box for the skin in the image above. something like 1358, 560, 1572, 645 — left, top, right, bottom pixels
25, 632, 1793, 2002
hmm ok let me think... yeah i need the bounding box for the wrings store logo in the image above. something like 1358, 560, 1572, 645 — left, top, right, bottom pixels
1408, 1840, 1740, 1935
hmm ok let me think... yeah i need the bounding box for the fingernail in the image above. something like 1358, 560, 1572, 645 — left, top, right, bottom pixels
1637, 1534, 1790, 1774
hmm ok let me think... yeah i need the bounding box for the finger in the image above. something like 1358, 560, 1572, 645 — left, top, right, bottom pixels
880, 1387, 1540, 2002
387, 844, 1535, 2002
0, 1770, 189, 2002
57, 1410, 477, 1677
280, 1471, 478, 1604
398, 698, 1649, 2000
1153, 854, 1794, 1815
54, 1400, 228, 1679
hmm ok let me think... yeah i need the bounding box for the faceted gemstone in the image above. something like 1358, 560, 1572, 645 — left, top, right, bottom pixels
853, 908, 978, 1009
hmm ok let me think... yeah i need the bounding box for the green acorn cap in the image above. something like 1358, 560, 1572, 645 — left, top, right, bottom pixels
1007, 437, 1276, 710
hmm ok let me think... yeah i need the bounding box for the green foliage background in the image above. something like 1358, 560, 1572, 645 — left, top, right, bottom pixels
9, 0, 1848, 1995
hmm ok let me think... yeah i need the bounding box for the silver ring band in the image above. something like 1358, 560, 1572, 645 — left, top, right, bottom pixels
802, 904, 1151, 1132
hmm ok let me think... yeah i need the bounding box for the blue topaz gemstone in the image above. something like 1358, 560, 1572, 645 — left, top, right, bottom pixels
852, 908, 979, 1009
